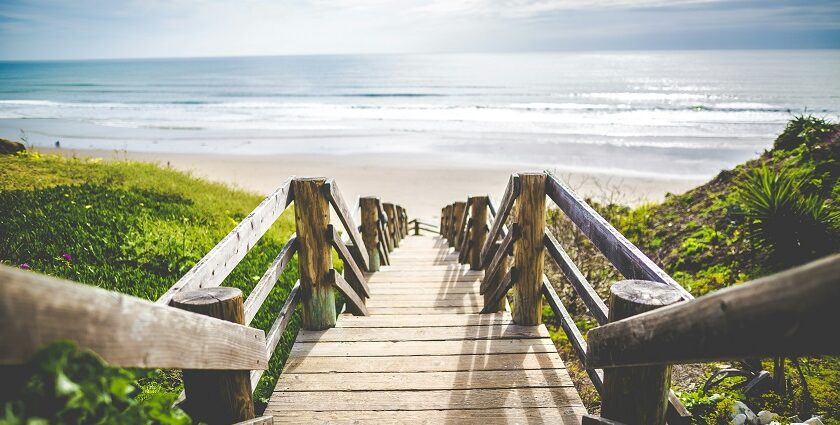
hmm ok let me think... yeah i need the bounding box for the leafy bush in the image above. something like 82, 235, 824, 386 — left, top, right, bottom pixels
1, 342, 190, 424
773, 115, 836, 151
735, 165, 839, 267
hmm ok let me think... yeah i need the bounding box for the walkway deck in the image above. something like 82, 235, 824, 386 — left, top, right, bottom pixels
266, 234, 586, 424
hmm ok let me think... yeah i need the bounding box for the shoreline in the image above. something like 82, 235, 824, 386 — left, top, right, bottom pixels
39, 147, 705, 219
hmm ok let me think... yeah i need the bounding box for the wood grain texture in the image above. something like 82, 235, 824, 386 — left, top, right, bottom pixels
481, 174, 520, 264
545, 172, 692, 300
380, 200, 395, 254
251, 281, 300, 389
482, 267, 517, 314
283, 351, 567, 373
588, 254, 840, 368
0, 267, 266, 369
482, 223, 519, 294
243, 235, 297, 325
157, 178, 293, 305
270, 408, 584, 425
296, 324, 548, 342
451, 201, 468, 251
277, 369, 574, 391
172, 287, 255, 424
359, 197, 381, 272
328, 269, 368, 316
599, 280, 682, 425
512, 173, 547, 326
335, 313, 512, 328
469, 196, 489, 270
326, 224, 369, 298
324, 179, 369, 271
293, 178, 337, 330
267, 387, 584, 411
290, 338, 555, 357
544, 229, 608, 325
383, 202, 400, 248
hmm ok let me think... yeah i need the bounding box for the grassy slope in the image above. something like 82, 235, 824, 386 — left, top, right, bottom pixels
0, 152, 300, 406
545, 117, 840, 423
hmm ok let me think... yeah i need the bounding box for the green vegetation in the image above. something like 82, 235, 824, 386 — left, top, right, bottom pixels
2, 342, 190, 424
544, 116, 840, 423
0, 152, 301, 419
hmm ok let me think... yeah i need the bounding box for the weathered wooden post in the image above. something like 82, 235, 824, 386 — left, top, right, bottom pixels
440, 207, 446, 235
360, 197, 380, 272
601, 280, 683, 425
469, 196, 489, 270
442, 205, 451, 239
293, 178, 336, 330
172, 287, 254, 424
383, 203, 399, 248
452, 201, 467, 250
483, 241, 509, 312
396, 205, 406, 239
512, 172, 546, 325
414, 219, 420, 236
380, 200, 394, 253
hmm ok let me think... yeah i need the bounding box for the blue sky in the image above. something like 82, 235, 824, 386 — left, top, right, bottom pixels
1, 0, 838, 60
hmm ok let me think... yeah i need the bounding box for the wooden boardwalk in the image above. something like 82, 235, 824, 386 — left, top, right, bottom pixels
267, 234, 586, 424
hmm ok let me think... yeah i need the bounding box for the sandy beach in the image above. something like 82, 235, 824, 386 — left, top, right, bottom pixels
42, 148, 705, 220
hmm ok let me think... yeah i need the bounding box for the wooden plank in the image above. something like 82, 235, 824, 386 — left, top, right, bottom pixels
544, 229, 608, 324
326, 224, 369, 298
235, 417, 274, 425
266, 387, 584, 411
324, 179, 369, 271
587, 254, 840, 368
481, 267, 517, 314
481, 223, 519, 294
328, 269, 368, 316
335, 313, 512, 328
290, 338, 556, 357
365, 299, 481, 308
367, 306, 484, 315
283, 350, 566, 373
0, 266, 267, 370
269, 408, 585, 424
545, 173, 692, 300
276, 369, 573, 391
244, 235, 297, 325
296, 324, 548, 342
157, 178, 293, 305
366, 285, 481, 295
542, 276, 604, 393
366, 293, 483, 302
251, 281, 300, 389
481, 174, 520, 265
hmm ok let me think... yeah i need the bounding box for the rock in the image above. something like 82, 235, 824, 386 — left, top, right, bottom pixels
804, 418, 824, 425
732, 401, 759, 425
731, 413, 746, 425
0, 138, 25, 155
757, 411, 777, 424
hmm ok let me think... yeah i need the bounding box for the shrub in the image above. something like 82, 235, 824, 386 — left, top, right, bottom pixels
773, 115, 835, 151
1, 341, 190, 424
736, 165, 839, 267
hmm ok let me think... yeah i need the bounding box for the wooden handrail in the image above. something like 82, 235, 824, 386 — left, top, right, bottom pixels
545, 172, 692, 300
480, 267, 517, 314
324, 180, 369, 272
326, 225, 370, 298
480, 223, 520, 295
543, 230, 608, 325
480, 174, 520, 267
244, 235, 298, 325
328, 269, 369, 316
250, 281, 300, 389
588, 254, 840, 369
0, 266, 267, 370
541, 275, 604, 393
157, 178, 294, 305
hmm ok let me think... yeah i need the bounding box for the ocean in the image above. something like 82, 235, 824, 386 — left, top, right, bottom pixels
1, 51, 838, 180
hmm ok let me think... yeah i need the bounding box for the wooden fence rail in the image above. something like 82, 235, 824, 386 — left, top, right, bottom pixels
438, 170, 840, 425
2, 176, 406, 424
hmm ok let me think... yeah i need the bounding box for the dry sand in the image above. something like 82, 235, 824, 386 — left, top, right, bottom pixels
43, 148, 705, 220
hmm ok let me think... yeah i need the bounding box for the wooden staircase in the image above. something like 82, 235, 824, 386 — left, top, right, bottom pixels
266, 234, 586, 424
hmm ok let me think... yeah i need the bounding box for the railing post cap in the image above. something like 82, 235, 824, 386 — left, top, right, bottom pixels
172, 287, 243, 306
610, 280, 683, 309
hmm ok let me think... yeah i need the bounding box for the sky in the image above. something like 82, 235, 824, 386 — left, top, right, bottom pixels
0, 0, 839, 60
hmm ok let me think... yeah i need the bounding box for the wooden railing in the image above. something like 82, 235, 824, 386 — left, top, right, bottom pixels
440, 171, 840, 425
0, 177, 408, 425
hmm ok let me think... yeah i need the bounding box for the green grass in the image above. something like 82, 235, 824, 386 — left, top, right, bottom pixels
0, 151, 301, 411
